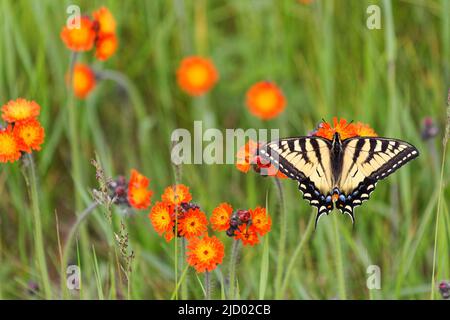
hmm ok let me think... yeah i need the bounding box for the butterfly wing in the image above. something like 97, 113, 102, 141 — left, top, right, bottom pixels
336, 137, 419, 222
259, 136, 334, 226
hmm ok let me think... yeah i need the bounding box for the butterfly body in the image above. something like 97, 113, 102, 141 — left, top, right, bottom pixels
259, 132, 419, 227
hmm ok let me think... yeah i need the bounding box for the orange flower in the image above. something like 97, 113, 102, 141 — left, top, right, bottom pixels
72, 64, 96, 99
187, 235, 225, 272
93, 7, 116, 36
234, 224, 259, 246
149, 202, 174, 235
127, 169, 153, 210
1, 98, 40, 123
250, 207, 271, 236
177, 56, 218, 96
60, 16, 96, 51
313, 118, 378, 140
95, 33, 118, 61
236, 140, 259, 173
161, 184, 192, 206
0, 126, 23, 163
354, 122, 378, 137
314, 117, 358, 141
13, 119, 45, 153
246, 81, 286, 120
164, 229, 175, 242
178, 208, 208, 239
210, 203, 233, 231
236, 140, 287, 179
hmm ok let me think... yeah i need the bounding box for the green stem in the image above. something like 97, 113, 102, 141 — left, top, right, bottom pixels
61, 201, 98, 296
180, 237, 188, 299
333, 213, 346, 300
279, 214, 315, 298
22, 153, 51, 299
205, 271, 211, 300
228, 239, 240, 299
273, 178, 286, 298
430, 143, 448, 299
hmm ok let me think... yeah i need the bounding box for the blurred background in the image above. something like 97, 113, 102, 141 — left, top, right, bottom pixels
0, 0, 449, 299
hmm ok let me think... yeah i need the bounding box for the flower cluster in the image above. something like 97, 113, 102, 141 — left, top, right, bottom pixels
149, 184, 206, 242
149, 184, 225, 272
0, 99, 45, 163
108, 169, 153, 210
312, 117, 378, 140
211, 203, 271, 246
61, 7, 118, 60
61, 7, 118, 99
235, 139, 287, 179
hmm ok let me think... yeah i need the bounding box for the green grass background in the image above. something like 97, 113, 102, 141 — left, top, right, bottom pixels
0, 0, 449, 299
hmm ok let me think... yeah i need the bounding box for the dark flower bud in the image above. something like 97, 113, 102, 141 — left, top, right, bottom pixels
421, 117, 439, 141
226, 227, 236, 237
108, 176, 129, 206
237, 209, 251, 223
230, 213, 240, 227
180, 202, 200, 212
438, 280, 450, 300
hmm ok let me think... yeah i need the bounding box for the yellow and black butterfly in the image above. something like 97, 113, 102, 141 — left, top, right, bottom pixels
258, 132, 419, 227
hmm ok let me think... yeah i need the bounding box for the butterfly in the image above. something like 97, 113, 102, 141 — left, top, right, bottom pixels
258, 132, 419, 227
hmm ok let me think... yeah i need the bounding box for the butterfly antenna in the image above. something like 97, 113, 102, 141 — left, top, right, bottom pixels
345, 120, 354, 130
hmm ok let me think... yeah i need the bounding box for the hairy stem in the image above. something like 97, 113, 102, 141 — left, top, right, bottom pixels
205, 271, 211, 300
228, 239, 240, 299
22, 153, 51, 299
273, 178, 286, 298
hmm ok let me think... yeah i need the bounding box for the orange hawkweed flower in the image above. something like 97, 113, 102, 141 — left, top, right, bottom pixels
13, 119, 45, 153
1, 98, 40, 123
250, 207, 271, 236
313, 118, 378, 140
164, 229, 175, 242
236, 140, 287, 179
354, 122, 378, 137
314, 117, 358, 141
72, 64, 96, 99
60, 16, 96, 51
92, 7, 116, 36
161, 184, 192, 206
149, 201, 174, 235
178, 208, 208, 239
127, 169, 153, 210
177, 56, 218, 96
210, 203, 233, 231
234, 224, 259, 246
95, 33, 118, 61
187, 235, 225, 273
246, 81, 286, 120
236, 140, 259, 173
0, 126, 23, 163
